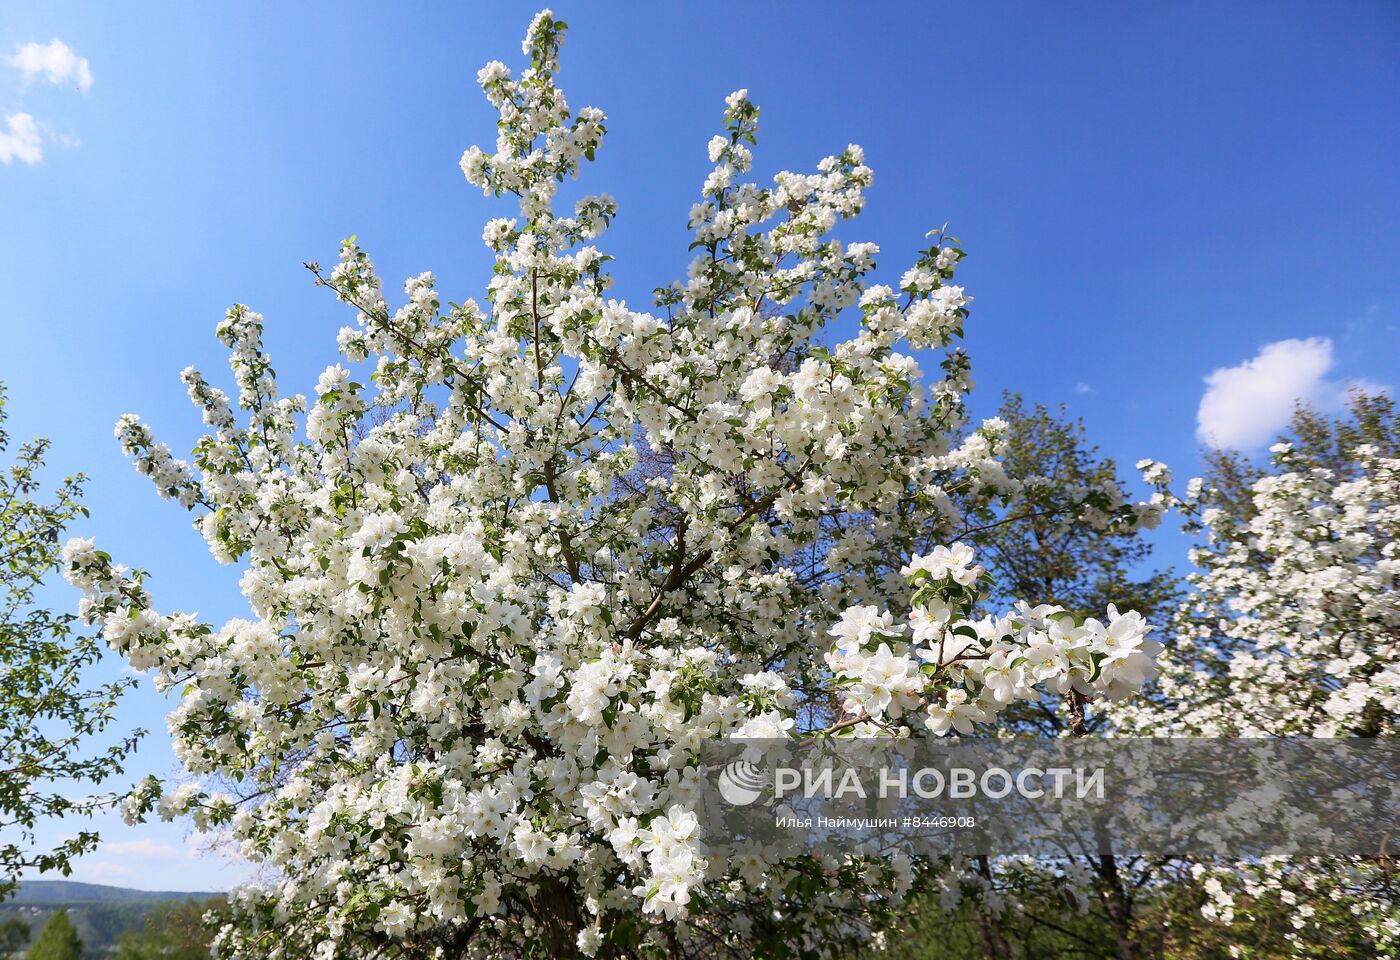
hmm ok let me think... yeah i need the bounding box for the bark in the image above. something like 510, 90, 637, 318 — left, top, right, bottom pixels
1094, 853, 1137, 960
972, 855, 1011, 960
1069, 690, 1137, 960
528, 877, 583, 957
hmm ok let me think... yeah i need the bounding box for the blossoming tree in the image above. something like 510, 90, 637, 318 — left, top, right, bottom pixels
64, 12, 1166, 958
1110, 392, 1400, 956
1118, 394, 1399, 739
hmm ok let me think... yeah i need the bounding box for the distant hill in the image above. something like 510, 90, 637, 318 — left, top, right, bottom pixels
11, 880, 222, 903
2, 881, 225, 957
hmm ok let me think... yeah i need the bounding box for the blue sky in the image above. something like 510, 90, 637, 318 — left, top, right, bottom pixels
2, 2, 1397, 891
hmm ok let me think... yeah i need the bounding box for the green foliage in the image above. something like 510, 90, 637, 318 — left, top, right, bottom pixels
27, 908, 83, 960
116, 897, 227, 960
0, 917, 27, 957
868, 874, 1384, 960
870, 892, 1128, 960
1140, 875, 1380, 960
0, 384, 141, 900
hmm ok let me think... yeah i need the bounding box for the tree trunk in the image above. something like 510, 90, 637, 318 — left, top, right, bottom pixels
529, 877, 582, 957
1094, 852, 1136, 960
972, 856, 1011, 960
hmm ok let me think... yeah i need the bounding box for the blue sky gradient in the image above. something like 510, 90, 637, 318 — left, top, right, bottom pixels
2, 1, 1397, 889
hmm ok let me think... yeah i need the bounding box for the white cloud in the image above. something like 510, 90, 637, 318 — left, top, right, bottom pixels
1195, 337, 1388, 449
1073, 381, 1094, 395
1, 40, 92, 166
0, 112, 42, 165
8, 39, 93, 92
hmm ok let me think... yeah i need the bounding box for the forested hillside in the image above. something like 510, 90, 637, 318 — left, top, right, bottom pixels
0, 883, 221, 957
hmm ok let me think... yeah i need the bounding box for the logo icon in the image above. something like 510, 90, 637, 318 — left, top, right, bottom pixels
717, 759, 767, 806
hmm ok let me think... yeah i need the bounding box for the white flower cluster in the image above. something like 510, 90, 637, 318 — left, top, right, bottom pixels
63, 11, 1164, 958
1116, 444, 1400, 738
824, 543, 1158, 736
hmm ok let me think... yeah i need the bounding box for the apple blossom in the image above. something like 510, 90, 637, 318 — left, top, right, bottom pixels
1108, 400, 1400, 957
63, 11, 1166, 958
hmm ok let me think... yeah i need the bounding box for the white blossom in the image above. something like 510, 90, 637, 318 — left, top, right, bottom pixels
65, 11, 1163, 957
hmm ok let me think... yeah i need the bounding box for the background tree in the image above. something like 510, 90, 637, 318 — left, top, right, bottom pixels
1120, 390, 1400, 739
0, 918, 27, 958
1107, 390, 1399, 957
0, 384, 139, 901
116, 897, 227, 960
27, 908, 82, 960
